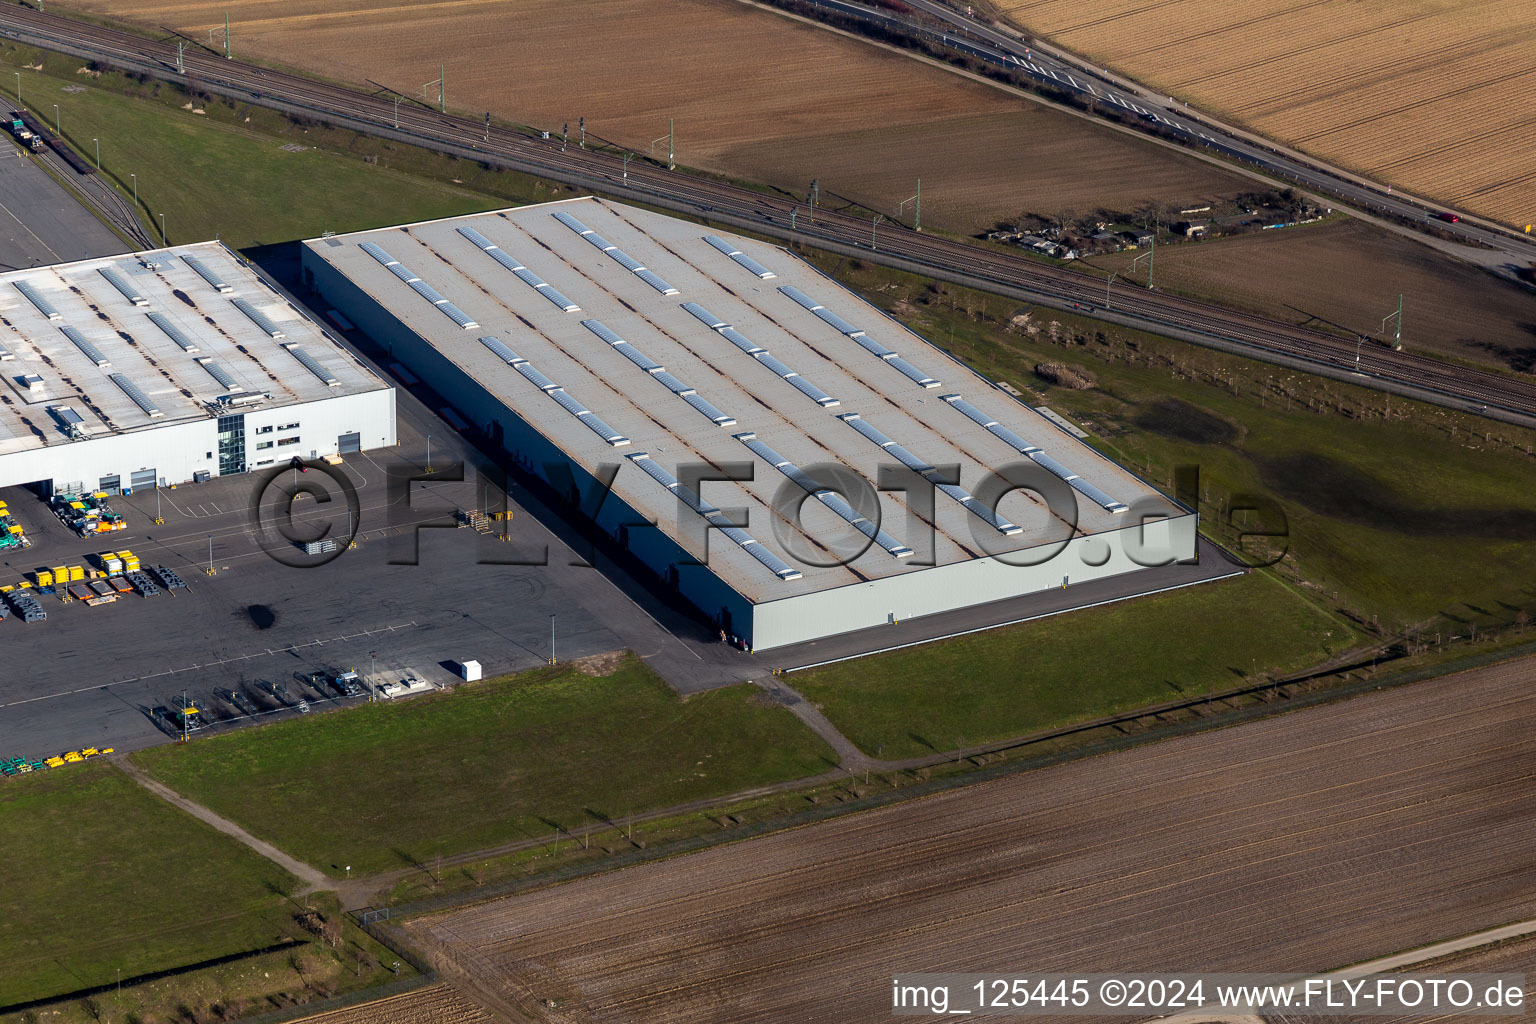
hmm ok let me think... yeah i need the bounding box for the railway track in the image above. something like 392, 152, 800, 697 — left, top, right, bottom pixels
5, 7, 1535, 428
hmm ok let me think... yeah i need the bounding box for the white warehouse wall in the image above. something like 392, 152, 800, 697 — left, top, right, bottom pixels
749, 512, 1199, 650
0, 388, 395, 492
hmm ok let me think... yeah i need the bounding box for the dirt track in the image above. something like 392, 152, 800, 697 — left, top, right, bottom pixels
410, 656, 1536, 1022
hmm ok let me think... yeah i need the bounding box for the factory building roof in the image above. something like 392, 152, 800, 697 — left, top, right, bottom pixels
304, 198, 1179, 602
0, 241, 385, 457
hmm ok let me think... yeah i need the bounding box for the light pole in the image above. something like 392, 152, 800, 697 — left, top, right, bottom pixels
52, 103, 59, 135
425, 433, 432, 473
93, 137, 99, 169
550, 613, 556, 666
369, 650, 376, 693
131, 173, 137, 213
158, 212, 166, 245
14, 72, 20, 106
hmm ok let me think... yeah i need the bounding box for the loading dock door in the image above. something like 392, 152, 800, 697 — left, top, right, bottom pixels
98, 474, 121, 495
338, 432, 361, 454
130, 468, 158, 491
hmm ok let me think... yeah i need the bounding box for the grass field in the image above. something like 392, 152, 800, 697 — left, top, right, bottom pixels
815, 253, 1536, 634
0, 761, 299, 1007
794, 571, 1353, 758
992, 0, 1536, 226
1087, 219, 1536, 372
132, 656, 834, 877
48, 0, 1253, 234
3, 50, 510, 248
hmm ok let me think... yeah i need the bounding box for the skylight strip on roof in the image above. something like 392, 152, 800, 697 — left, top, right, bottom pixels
146, 312, 199, 353
60, 326, 110, 368
15, 281, 61, 321
0, 339, 11, 361
778, 285, 822, 312
107, 372, 162, 418
852, 334, 896, 358
479, 335, 520, 364
625, 452, 801, 581
948, 393, 1127, 513
99, 267, 149, 307
729, 251, 776, 279
439, 303, 479, 330
784, 373, 840, 407
737, 434, 911, 559
718, 328, 763, 356
838, 413, 1021, 535
703, 234, 778, 276
552, 210, 679, 294
939, 394, 999, 430
285, 345, 340, 386
513, 361, 557, 392
681, 302, 729, 330
634, 269, 679, 295
359, 241, 400, 267
144, 310, 198, 354
479, 246, 581, 311
886, 355, 942, 389
811, 306, 862, 337
181, 254, 235, 293
455, 226, 496, 250
614, 343, 663, 374
231, 298, 285, 338
681, 392, 736, 426
987, 423, 1040, 455
581, 319, 625, 346
197, 358, 238, 390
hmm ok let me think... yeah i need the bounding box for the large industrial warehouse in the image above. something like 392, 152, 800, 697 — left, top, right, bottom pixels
303, 198, 1196, 649
0, 242, 395, 494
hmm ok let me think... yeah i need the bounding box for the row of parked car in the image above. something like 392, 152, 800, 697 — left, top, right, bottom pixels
152, 669, 369, 734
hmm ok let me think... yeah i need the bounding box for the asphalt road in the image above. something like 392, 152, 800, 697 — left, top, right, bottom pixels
0, 143, 125, 269
412, 655, 1536, 1023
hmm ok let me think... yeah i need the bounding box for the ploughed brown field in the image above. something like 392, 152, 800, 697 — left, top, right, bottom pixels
993, 0, 1536, 227
291, 984, 497, 1024
404, 657, 1536, 1022
1089, 219, 1536, 373
55, 0, 1251, 232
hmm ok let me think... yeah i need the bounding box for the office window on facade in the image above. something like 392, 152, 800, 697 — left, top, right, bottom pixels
277, 436, 300, 447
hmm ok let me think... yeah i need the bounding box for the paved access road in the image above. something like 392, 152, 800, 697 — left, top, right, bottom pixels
0, 144, 125, 269
412, 655, 1536, 1023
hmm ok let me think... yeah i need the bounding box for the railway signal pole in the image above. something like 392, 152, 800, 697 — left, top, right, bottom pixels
1381, 294, 1403, 350
898, 179, 921, 231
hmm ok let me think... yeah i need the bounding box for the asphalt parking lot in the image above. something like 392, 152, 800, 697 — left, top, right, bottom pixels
0, 143, 126, 270
0, 401, 758, 760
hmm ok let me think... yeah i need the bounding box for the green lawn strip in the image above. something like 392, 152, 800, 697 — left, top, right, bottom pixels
132, 656, 835, 877
810, 253, 1536, 632
4, 51, 508, 248
0, 761, 301, 1007
793, 571, 1357, 760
